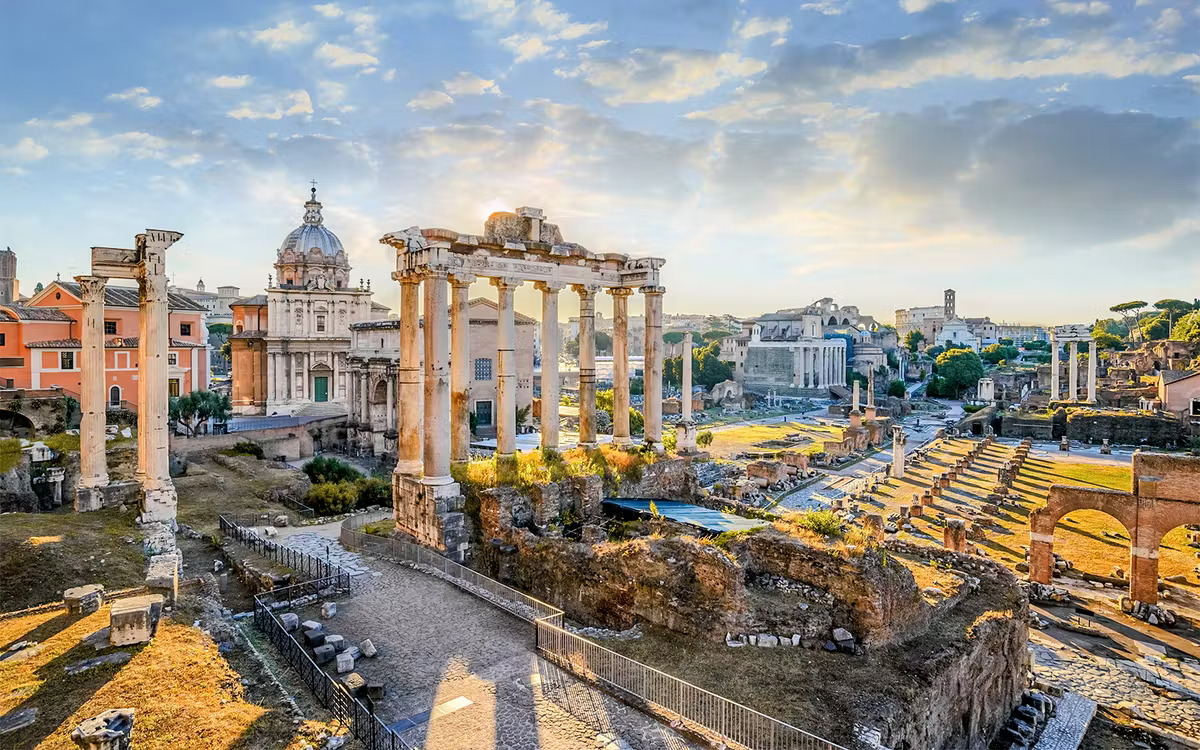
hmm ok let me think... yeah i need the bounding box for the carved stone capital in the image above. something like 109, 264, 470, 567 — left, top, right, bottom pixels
534, 281, 567, 294
74, 275, 108, 303
640, 285, 666, 296
571, 283, 602, 298
490, 276, 524, 290
448, 272, 476, 287
607, 287, 634, 298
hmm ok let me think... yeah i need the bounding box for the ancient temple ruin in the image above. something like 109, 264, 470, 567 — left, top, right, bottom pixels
378, 208, 665, 558
76, 230, 182, 549
1049, 323, 1096, 403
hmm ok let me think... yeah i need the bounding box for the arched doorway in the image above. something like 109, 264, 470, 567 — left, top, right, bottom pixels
109, 385, 121, 407
0, 409, 34, 438
1050, 508, 1133, 580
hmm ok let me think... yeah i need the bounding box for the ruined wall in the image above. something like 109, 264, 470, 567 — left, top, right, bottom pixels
0, 454, 36, 512
730, 531, 928, 648
998, 415, 1054, 440
1133, 452, 1200, 501
611, 457, 698, 499
1066, 412, 1187, 447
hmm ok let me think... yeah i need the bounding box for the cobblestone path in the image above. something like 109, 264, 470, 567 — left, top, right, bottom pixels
298, 562, 697, 750
279, 527, 376, 577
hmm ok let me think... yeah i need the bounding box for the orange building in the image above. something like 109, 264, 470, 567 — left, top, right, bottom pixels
0, 280, 209, 408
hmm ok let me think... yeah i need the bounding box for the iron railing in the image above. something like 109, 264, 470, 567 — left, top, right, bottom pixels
253, 576, 411, 750
219, 514, 339, 581
340, 512, 847, 750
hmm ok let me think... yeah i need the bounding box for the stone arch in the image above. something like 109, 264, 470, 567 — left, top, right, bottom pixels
371, 377, 389, 405
841, 317, 850, 325
1030, 485, 1137, 588
828, 316, 838, 325
0, 409, 34, 438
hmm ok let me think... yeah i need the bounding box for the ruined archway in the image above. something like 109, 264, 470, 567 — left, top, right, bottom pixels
0, 410, 34, 438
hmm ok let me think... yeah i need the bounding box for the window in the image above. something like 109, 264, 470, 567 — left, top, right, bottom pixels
168, 379, 180, 398
109, 386, 121, 407
1191, 399, 1200, 418
60, 351, 74, 370
167, 353, 177, 366
180, 323, 192, 337
104, 321, 117, 335
473, 357, 493, 380
316, 314, 326, 332
0, 333, 4, 346
475, 400, 493, 427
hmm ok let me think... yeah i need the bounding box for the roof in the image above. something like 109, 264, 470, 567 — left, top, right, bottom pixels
52, 281, 208, 312
231, 294, 268, 307
603, 499, 768, 534
1162, 370, 1200, 387
371, 300, 391, 312
277, 188, 346, 262
25, 337, 206, 349
0, 305, 74, 322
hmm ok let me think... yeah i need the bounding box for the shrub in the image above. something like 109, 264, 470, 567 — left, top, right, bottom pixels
962, 403, 986, 414
355, 477, 391, 508
796, 509, 843, 537
0, 438, 23, 473
304, 456, 359, 484
228, 440, 264, 459
43, 432, 81, 454
306, 481, 359, 515
662, 430, 677, 452
696, 430, 714, 448
887, 380, 906, 398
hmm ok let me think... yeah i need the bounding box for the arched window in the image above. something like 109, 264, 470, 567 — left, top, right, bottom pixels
235, 322, 244, 333
109, 386, 121, 407
828, 316, 838, 326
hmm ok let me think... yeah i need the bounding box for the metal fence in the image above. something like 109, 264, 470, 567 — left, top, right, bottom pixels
218, 514, 339, 581
252, 576, 412, 750
340, 512, 846, 750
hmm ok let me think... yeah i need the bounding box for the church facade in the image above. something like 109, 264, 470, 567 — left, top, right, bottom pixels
230, 187, 385, 416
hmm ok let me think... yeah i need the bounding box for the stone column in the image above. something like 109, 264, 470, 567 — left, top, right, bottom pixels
536, 282, 563, 450
1087, 342, 1098, 403
1068, 341, 1079, 402
423, 270, 452, 485
891, 425, 905, 479
449, 274, 473, 464
1050, 336, 1060, 400
359, 372, 369, 425
642, 285, 666, 451
1131, 477, 1161, 604
134, 231, 180, 524
394, 274, 422, 477
852, 380, 861, 413
265, 352, 275, 406
820, 347, 827, 388
574, 284, 599, 447
609, 288, 633, 447
332, 351, 340, 401
75, 275, 109, 511
681, 331, 693, 422
494, 277, 521, 458
386, 372, 396, 431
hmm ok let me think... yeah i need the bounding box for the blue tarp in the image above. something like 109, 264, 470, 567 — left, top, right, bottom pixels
603, 499, 768, 534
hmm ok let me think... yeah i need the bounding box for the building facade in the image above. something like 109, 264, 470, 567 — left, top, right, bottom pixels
230, 187, 383, 416
730, 299, 850, 393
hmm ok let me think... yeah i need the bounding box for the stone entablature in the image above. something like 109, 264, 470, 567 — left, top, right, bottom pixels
1049, 324, 1096, 404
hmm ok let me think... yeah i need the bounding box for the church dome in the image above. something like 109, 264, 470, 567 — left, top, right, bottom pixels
278, 187, 347, 264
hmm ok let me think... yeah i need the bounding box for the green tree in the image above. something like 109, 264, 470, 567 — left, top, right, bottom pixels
1093, 318, 1129, 338
168, 390, 232, 436
999, 338, 1014, 346
904, 330, 926, 353
1110, 301, 1148, 340
663, 342, 733, 388
594, 330, 613, 355
1154, 299, 1193, 330
701, 329, 733, 342
696, 430, 713, 448
1140, 314, 1170, 341
304, 456, 360, 484
1092, 331, 1123, 350
980, 343, 1020, 365
1022, 340, 1049, 351
887, 380, 906, 398
934, 348, 985, 398
219, 340, 232, 361
1171, 311, 1200, 345
663, 331, 685, 345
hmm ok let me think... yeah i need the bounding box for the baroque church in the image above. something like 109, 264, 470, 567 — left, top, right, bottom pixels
230, 186, 387, 416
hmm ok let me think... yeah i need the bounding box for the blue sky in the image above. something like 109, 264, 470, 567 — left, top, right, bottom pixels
1, 0, 1197, 325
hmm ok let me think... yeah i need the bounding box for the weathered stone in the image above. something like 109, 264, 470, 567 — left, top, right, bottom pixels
359, 638, 377, 658
280, 613, 299, 632
69, 708, 134, 750
301, 619, 322, 632
339, 672, 366, 697
109, 595, 163, 647
64, 584, 105, 615
757, 634, 779, 648
304, 630, 326, 648
313, 644, 336, 665
336, 651, 355, 673
65, 651, 133, 675
832, 627, 854, 643
325, 635, 346, 652
0, 707, 37, 735
321, 602, 337, 619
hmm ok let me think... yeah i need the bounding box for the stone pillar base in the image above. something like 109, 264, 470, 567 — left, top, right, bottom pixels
139, 482, 177, 524
137, 520, 177, 555
676, 421, 697, 452
393, 474, 468, 561
75, 480, 141, 513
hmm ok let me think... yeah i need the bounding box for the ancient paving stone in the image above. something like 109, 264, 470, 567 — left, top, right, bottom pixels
1031, 692, 1096, 750
64, 651, 132, 675
0, 708, 37, 735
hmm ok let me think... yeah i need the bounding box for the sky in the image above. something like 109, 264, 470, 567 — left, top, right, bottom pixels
1, 0, 1197, 327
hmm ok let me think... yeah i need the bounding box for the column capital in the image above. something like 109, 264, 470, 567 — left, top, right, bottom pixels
490, 275, 524, 290
607, 287, 634, 298
74, 275, 108, 300
448, 272, 476, 287
391, 270, 423, 284
571, 283, 602, 298
640, 285, 667, 296
534, 281, 566, 294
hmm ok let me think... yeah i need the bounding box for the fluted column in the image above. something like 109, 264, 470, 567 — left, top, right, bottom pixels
423, 270, 452, 484
574, 284, 599, 447
1068, 341, 1079, 402
75, 275, 109, 507
1087, 342, 1098, 403
642, 285, 665, 451
395, 274, 422, 477
134, 230, 179, 523
682, 331, 693, 421
1050, 336, 1060, 400
386, 372, 396, 431
449, 274, 473, 464
360, 372, 369, 425
494, 277, 521, 458
609, 288, 633, 447
265, 353, 275, 406
537, 282, 563, 451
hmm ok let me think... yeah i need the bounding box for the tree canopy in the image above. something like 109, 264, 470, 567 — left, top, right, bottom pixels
1092, 331, 1123, 350
168, 390, 232, 436
1139, 314, 1170, 341
663, 341, 734, 388
663, 331, 685, 345
934, 348, 984, 398
1171, 311, 1200, 345
1093, 318, 1129, 338
980, 343, 1020, 365
701, 329, 734, 342
904, 330, 925, 353
887, 380, 906, 398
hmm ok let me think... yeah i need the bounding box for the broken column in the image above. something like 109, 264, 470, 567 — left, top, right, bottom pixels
890, 425, 905, 479
642, 284, 665, 451
75, 275, 110, 513
70, 709, 134, 750
676, 331, 697, 452
944, 519, 967, 553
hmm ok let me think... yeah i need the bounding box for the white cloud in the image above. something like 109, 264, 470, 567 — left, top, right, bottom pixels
456, 0, 605, 60
25, 113, 93, 129
382, 69, 397, 82
318, 80, 355, 111
168, 153, 203, 168
313, 3, 343, 17
2, 137, 49, 162
345, 9, 385, 52
106, 87, 162, 110
502, 34, 553, 63
443, 72, 502, 96
900, 0, 954, 12
1186, 74, 1200, 93
227, 90, 314, 120
579, 39, 610, 49
315, 42, 379, 67
80, 132, 170, 160
250, 20, 314, 50
408, 90, 455, 110
209, 74, 253, 89
1151, 7, 1185, 34
576, 49, 767, 105
735, 17, 792, 44
1049, 0, 1111, 16
800, 0, 848, 14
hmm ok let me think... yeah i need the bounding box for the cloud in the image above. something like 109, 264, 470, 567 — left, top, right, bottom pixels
315, 42, 379, 67
250, 20, 313, 50
800, 1, 849, 15
168, 153, 203, 168
734, 16, 792, 44
25, 113, 94, 129
575, 48, 767, 105
457, 0, 606, 60
106, 87, 162, 110
382, 69, 397, 82
227, 90, 314, 120
2, 137, 49, 162
900, 0, 954, 13
313, 3, 343, 17
80, 132, 171, 160
1048, 0, 1110, 16
501, 34, 553, 62
443, 72, 502, 96
1186, 74, 1200, 93
408, 90, 455, 110
1150, 7, 1185, 34
209, 74, 253, 89
318, 81, 351, 110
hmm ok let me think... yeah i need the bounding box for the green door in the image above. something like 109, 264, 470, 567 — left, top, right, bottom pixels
314, 376, 329, 402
